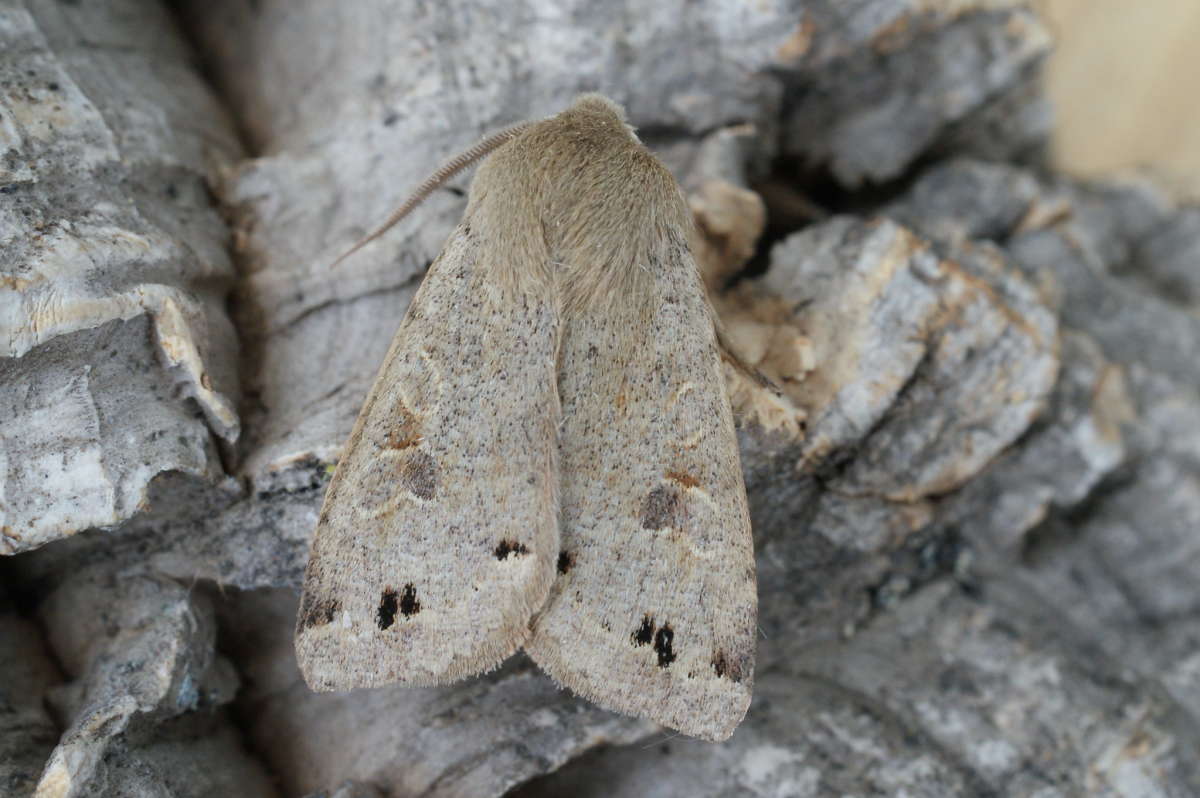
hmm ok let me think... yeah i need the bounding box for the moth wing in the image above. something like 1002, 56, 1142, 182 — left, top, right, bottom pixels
525, 232, 757, 741
295, 222, 559, 689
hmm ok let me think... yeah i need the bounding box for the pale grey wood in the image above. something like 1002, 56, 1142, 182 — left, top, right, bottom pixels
0, 0, 243, 554
4, 0, 1199, 796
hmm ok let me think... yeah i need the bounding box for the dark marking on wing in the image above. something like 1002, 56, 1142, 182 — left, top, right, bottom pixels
399, 584, 421, 617
400, 451, 438, 500
665, 470, 700, 489
494, 539, 530, 560
378, 583, 420, 629
381, 404, 422, 450
377, 589, 399, 630
639, 485, 683, 530
654, 624, 676, 667
632, 615, 655, 646
299, 592, 340, 629
556, 551, 574, 574
711, 649, 744, 682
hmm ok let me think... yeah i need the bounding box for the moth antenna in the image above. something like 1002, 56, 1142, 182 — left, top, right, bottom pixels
716, 327, 777, 392
330, 120, 537, 269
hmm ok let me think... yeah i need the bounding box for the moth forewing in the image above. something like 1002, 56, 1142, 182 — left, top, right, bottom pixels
523, 196, 756, 743
502, 96, 756, 741
295, 197, 561, 690
296, 94, 757, 740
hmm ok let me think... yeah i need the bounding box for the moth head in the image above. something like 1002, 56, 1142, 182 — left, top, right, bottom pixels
562, 93, 638, 142
569, 92, 628, 121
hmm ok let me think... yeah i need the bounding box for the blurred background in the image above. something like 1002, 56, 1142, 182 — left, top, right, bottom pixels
1044, 0, 1200, 196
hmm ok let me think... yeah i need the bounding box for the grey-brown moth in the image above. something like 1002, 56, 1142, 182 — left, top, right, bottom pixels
295, 94, 756, 741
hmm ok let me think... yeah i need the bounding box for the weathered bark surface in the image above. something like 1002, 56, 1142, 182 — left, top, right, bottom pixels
0, 594, 61, 796
3, 0, 1199, 796
0, 0, 243, 556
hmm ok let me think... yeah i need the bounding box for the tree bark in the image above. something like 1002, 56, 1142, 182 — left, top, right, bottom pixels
2, 1, 1198, 796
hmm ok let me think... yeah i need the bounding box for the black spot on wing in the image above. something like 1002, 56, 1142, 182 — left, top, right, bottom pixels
399, 584, 421, 617
654, 625, 676, 667
378, 583, 420, 630
556, 551, 574, 574
632, 615, 655, 646
494, 540, 530, 560
377, 589, 398, 629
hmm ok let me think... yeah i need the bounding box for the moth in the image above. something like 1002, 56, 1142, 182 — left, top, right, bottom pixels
295, 94, 757, 741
